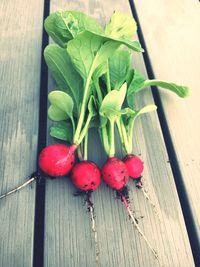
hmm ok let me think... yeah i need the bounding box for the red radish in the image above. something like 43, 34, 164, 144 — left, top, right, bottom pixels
101, 157, 129, 190
72, 160, 101, 264
39, 144, 76, 177
123, 154, 144, 179
71, 161, 101, 191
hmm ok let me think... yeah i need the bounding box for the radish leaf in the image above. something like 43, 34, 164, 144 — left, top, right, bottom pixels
44, 44, 83, 115
127, 70, 190, 108
100, 83, 127, 122
67, 32, 120, 80
100, 83, 127, 114
144, 80, 190, 97
48, 105, 67, 121
50, 121, 73, 142
105, 11, 137, 39
44, 11, 103, 47
107, 49, 131, 89
48, 91, 74, 119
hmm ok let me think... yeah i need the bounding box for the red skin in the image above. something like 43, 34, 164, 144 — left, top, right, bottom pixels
123, 154, 144, 179
71, 161, 101, 191
39, 144, 76, 177
101, 157, 129, 190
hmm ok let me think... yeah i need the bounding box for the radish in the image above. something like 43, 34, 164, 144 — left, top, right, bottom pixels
0, 143, 77, 200
71, 133, 101, 264
101, 157, 128, 190
123, 154, 144, 179
39, 144, 76, 177
71, 160, 101, 191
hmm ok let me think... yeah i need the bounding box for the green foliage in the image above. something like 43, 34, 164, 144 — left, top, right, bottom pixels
107, 49, 131, 89
44, 45, 83, 115
44, 10, 103, 47
50, 121, 73, 142
105, 11, 137, 39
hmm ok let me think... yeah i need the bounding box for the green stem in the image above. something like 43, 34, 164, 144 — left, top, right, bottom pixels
120, 118, 131, 155
116, 118, 125, 152
106, 60, 111, 92
77, 114, 92, 145
77, 145, 84, 161
108, 119, 115, 157
127, 118, 135, 153
94, 78, 103, 103
94, 78, 110, 155
73, 62, 95, 144
83, 132, 88, 161
71, 116, 75, 135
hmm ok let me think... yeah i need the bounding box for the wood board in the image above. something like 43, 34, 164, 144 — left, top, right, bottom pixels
0, 0, 44, 266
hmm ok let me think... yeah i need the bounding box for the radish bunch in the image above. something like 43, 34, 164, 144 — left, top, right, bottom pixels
0, 10, 190, 263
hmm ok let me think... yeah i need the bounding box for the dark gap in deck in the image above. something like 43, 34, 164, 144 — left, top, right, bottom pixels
33, 1, 50, 267
129, 0, 200, 265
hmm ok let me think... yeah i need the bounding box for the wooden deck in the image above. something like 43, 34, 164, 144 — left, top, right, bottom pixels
0, 0, 199, 266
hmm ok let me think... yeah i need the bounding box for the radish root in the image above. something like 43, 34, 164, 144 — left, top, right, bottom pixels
86, 191, 100, 266
0, 172, 40, 200
136, 180, 161, 222
117, 189, 159, 261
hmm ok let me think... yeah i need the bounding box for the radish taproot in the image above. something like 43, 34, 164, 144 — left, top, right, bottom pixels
101, 157, 128, 190
71, 160, 101, 191
123, 154, 144, 179
39, 144, 76, 177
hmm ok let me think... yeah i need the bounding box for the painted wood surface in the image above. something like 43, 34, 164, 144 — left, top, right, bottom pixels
0, 0, 44, 266
133, 0, 200, 242
44, 0, 194, 266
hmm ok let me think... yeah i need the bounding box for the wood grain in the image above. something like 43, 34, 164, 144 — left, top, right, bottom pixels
0, 0, 44, 266
134, 0, 200, 242
44, 0, 194, 266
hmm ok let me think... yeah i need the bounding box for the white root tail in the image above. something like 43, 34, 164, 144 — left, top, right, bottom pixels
136, 181, 161, 222
86, 192, 100, 266
119, 191, 159, 261
0, 177, 36, 200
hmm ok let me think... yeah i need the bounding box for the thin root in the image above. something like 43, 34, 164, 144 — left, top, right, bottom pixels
136, 180, 161, 222
86, 191, 100, 266
0, 172, 41, 200
117, 190, 159, 261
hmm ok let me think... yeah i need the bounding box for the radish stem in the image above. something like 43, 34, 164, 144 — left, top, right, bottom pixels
108, 119, 115, 157
117, 190, 159, 261
83, 132, 88, 161
106, 60, 111, 93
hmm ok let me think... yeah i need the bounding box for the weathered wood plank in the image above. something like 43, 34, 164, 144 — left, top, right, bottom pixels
44, 0, 194, 266
133, 0, 200, 243
0, 0, 44, 266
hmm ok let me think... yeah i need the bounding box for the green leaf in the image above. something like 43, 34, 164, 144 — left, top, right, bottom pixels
144, 80, 190, 98
127, 70, 190, 108
44, 44, 83, 115
105, 11, 137, 39
126, 70, 146, 108
100, 83, 127, 121
48, 91, 74, 119
50, 121, 73, 142
134, 105, 157, 118
108, 49, 131, 89
89, 30, 143, 52
67, 32, 120, 80
48, 105, 67, 121
44, 11, 103, 47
